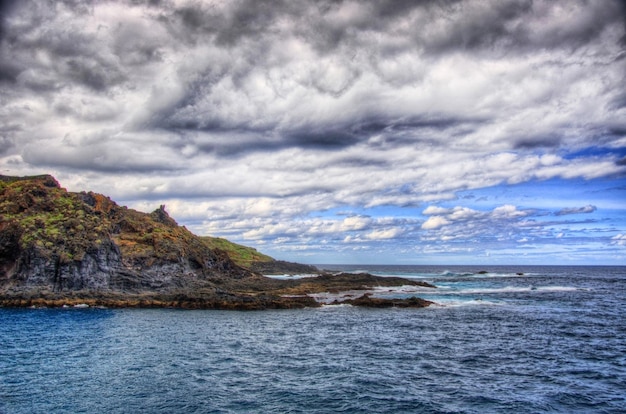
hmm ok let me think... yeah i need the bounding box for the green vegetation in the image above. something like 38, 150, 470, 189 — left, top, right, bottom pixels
201, 237, 273, 268
0, 174, 278, 270
0, 175, 110, 260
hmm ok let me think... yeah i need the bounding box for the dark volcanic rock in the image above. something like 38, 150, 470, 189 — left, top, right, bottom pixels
0, 175, 435, 310
248, 260, 320, 275
336, 293, 433, 308
0, 175, 257, 298
268, 272, 435, 295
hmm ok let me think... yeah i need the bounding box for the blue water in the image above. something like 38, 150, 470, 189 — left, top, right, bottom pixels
1, 265, 625, 413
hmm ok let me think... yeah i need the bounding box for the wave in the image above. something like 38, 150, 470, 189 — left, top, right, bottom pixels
372, 284, 584, 296
361, 271, 532, 280
437, 270, 532, 278
372, 285, 437, 294
265, 273, 319, 279
448, 286, 584, 295
320, 303, 353, 308
430, 298, 505, 308
440, 270, 475, 277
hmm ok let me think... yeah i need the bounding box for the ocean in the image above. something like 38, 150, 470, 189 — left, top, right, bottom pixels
1, 265, 625, 413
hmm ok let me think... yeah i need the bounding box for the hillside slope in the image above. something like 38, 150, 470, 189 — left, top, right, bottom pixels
0, 175, 433, 309
0, 175, 297, 307
200, 237, 319, 274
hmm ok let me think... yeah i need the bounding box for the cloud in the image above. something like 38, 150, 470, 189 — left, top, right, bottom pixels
612, 234, 626, 246
0, 0, 625, 263
493, 205, 530, 218
555, 205, 598, 216
365, 227, 404, 240
419, 204, 538, 245
422, 206, 450, 216
421, 216, 451, 230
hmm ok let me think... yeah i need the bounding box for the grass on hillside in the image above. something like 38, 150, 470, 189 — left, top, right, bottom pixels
201, 237, 274, 268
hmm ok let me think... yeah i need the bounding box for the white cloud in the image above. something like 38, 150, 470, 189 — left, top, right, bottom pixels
423, 206, 450, 215
341, 216, 372, 231
365, 228, 404, 240
611, 234, 626, 246
421, 216, 450, 230
493, 205, 529, 218
1, 0, 624, 264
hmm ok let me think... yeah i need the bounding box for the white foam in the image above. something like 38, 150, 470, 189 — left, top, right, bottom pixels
430, 298, 505, 307
371, 285, 436, 294
265, 273, 319, 279
536, 286, 587, 292
320, 303, 353, 308
431, 285, 584, 295
307, 291, 355, 304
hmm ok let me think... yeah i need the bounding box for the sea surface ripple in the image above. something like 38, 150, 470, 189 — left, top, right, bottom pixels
1, 266, 625, 413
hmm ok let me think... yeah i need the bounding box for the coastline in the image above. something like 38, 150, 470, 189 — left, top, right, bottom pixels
0, 272, 436, 310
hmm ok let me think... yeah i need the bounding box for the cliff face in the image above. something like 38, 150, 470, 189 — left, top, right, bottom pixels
0, 175, 434, 309
0, 175, 250, 296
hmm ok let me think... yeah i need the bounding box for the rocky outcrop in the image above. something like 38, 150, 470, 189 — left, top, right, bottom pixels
0, 175, 435, 309
10, 240, 121, 292
333, 293, 433, 308
264, 272, 435, 295
0, 175, 257, 300
248, 260, 320, 275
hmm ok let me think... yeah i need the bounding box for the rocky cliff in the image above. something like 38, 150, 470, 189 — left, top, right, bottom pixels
0, 175, 252, 292
0, 175, 433, 309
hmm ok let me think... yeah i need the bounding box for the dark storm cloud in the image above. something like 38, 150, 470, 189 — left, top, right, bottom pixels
168, 0, 293, 46
285, 128, 360, 149
0, 60, 19, 83
156, 114, 485, 157
418, 0, 625, 54
0, 0, 23, 83
354, 115, 486, 135
0, 106, 20, 156
513, 135, 563, 150
208, 0, 625, 58
0, 135, 14, 155
139, 0, 625, 158
421, 0, 533, 53
610, 91, 626, 110
21, 143, 183, 174
0, 0, 18, 40
65, 58, 126, 92
0, 2, 125, 92
156, 85, 488, 152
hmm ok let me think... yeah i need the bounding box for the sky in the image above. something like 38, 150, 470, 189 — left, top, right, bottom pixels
1, 0, 625, 265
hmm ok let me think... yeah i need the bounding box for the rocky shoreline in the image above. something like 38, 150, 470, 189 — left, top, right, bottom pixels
0, 292, 319, 310
0, 272, 436, 310
1, 175, 435, 310
0, 293, 434, 310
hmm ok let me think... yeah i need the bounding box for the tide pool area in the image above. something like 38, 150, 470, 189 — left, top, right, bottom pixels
1, 266, 625, 413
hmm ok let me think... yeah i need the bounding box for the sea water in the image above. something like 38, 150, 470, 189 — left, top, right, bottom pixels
1, 265, 625, 413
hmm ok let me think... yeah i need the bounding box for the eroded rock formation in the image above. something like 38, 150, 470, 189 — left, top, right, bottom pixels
0, 175, 434, 309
